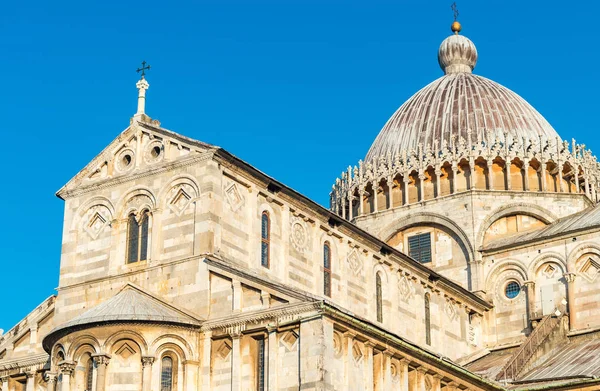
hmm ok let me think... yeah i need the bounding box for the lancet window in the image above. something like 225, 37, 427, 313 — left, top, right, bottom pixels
261, 211, 270, 268
376, 273, 383, 323
324, 242, 332, 297
161, 356, 174, 391
126, 210, 149, 264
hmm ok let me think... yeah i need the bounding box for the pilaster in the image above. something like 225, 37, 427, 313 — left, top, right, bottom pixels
91, 353, 111, 391
141, 356, 155, 391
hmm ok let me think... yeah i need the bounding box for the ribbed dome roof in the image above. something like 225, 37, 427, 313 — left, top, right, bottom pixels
365, 30, 560, 162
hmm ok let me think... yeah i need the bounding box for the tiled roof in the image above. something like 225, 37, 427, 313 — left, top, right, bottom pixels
519, 338, 600, 382
50, 284, 201, 333
484, 206, 600, 251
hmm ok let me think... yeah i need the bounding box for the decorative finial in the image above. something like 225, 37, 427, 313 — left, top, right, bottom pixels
136, 61, 151, 79
450, 2, 461, 34
134, 61, 151, 118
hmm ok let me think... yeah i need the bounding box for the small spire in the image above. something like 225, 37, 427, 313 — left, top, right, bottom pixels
134, 61, 151, 118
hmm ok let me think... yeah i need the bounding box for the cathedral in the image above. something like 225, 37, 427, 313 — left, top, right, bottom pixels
2, 16, 600, 391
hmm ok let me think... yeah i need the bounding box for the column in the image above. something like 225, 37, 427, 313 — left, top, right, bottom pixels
505, 162, 512, 190
343, 332, 355, 391
451, 166, 458, 194
58, 361, 76, 391
387, 176, 394, 209
523, 281, 536, 325
231, 332, 242, 391
446, 381, 461, 391
45, 373, 58, 391
26, 371, 35, 391
358, 186, 365, 216
1, 376, 8, 391
382, 351, 392, 390
414, 367, 427, 391
398, 358, 409, 391
372, 186, 379, 213
486, 162, 494, 190
141, 356, 154, 391
364, 342, 374, 391
522, 160, 530, 191
403, 177, 410, 205
418, 173, 425, 201
557, 163, 564, 192
540, 163, 547, 192
348, 195, 354, 220
434, 168, 442, 197
432, 374, 442, 391
574, 168, 580, 193
91, 354, 110, 391
232, 280, 242, 313
201, 331, 212, 391
267, 326, 278, 391
183, 360, 200, 391
564, 273, 577, 330
585, 176, 590, 197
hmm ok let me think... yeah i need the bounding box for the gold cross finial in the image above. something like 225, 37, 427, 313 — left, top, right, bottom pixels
450, 2, 461, 34
136, 61, 151, 78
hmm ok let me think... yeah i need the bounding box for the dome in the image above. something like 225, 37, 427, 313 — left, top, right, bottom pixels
365, 30, 560, 163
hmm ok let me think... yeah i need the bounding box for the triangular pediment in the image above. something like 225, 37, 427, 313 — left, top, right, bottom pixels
57, 119, 217, 199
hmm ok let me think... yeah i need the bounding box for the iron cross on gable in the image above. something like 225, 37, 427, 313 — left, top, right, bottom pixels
451, 2, 459, 21
136, 61, 151, 78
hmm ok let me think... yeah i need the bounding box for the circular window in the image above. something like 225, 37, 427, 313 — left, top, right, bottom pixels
122, 154, 132, 167
505, 281, 521, 299
151, 145, 161, 158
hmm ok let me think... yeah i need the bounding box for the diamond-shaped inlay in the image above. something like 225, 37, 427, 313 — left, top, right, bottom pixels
83, 206, 111, 240
281, 331, 299, 351
225, 183, 244, 212
216, 340, 232, 360
352, 344, 363, 363
115, 343, 136, 360
347, 249, 363, 276
398, 274, 415, 302
542, 264, 557, 279
445, 299, 458, 321
168, 188, 192, 216
580, 257, 600, 282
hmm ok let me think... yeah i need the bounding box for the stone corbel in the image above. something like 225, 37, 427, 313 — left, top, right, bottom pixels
563, 272, 577, 283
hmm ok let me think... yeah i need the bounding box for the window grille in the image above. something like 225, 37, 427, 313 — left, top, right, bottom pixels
376, 273, 383, 323
257, 338, 265, 391
425, 293, 431, 345
161, 356, 173, 391
408, 233, 432, 264
85, 357, 93, 391
261, 212, 270, 268
324, 242, 332, 297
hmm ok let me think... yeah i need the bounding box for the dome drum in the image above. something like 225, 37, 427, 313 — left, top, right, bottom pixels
331, 136, 600, 220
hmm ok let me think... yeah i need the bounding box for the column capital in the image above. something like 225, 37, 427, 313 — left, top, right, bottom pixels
141, 356, 155, 367
343, 331, 356, 340
202, 330, 213, 340
564, 272, 577, 283
415, 366, 428, 374
25, 370, 36, 379
58, 360, 76, 375
523, 280, 535, 288
45, 372, 58, 383
91, 353, 111, 366
183, 359, 200, 366
266, 324, 277, 333
0, 375, 9, 382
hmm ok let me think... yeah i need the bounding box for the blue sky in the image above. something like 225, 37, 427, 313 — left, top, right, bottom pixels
0, 0, 598, 329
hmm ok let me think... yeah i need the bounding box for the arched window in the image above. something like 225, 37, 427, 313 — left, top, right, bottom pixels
425, 293, 431, 345
161, 356, 174, 391
85, 356, 94, 391
261, 211, 270, 268
376, 273, 383, 323
324, 242, 332, 297
127, 210, 150, 264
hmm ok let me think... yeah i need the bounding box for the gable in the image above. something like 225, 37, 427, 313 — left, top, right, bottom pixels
57, 119, 217, 199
